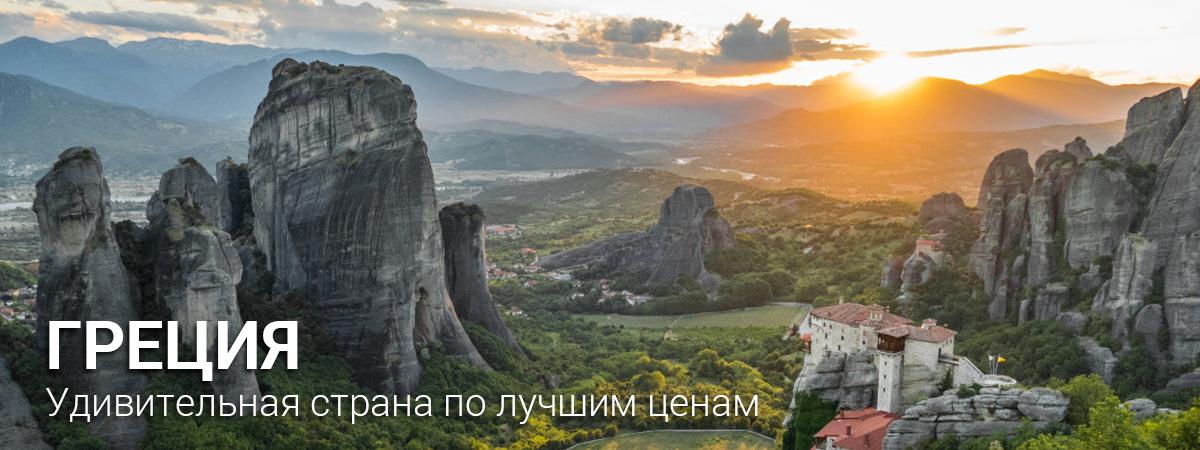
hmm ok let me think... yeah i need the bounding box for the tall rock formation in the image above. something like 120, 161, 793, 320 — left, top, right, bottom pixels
1115, 87, 1186, 165
970, 149, 1033, 320
247, 59, 486, 394
1142, 82, 1200, 265
538, 184, 736, 290
1026, 150, 1079, 287
32, 147, 147, 449
918, 192, 967, 225
146, 159, 260, 399
439, 203, 523, 356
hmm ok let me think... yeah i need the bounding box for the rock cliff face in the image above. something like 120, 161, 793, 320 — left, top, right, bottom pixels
1094, 234, 1157, 337
538, 184, 736, 290
0, 354, 50, 450
882, 387, 1068, 450
789, 350, 877, 410
970, 148, 1033, 320
247, 59, 486, 394
146, 159, 260, 399
214, 158, 253, 236
439, 203, 523, 355
1117, 87, 1186, 166
1063, 158, 1138, 268
1026, 151, 1079, 287
32, 147, 147, 449
1142, 82, 1200, 266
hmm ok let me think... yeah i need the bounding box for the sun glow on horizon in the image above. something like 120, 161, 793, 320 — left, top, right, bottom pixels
851, 53, 928, 94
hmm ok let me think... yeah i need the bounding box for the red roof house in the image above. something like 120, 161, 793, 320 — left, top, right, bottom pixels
812, 407, 898, 450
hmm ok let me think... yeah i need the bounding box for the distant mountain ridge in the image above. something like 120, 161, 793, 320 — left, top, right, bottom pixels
0, 72, 242, 173
980, 69, 1183, 123
426, 129, 646, 170
433, 66, 588, 94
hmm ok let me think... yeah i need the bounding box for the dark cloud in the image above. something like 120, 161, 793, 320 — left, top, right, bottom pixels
907, 44, 1030, 58
696, 14, 872, 77
712, 14, 793, 62
598, 17, 681, 44
392, 0, 447, 5
68, 10, 224, 35
991, 26, 1026, 36
41, 0, 67, 10
560, 41, 602, 56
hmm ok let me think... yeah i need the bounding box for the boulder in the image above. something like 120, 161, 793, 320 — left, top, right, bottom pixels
1162, 368, 1200, 392
0, 354, 50, 449
247, 59, 487, 394
970, 149, 1033, 321
32, 147, 147, 449
439, 203, 524, 356
539, 184, 736, 290
1125, 398, 1157, 420
1017, 387, 1070, 422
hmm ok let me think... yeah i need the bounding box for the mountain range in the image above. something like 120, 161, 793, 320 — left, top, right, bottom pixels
0, 34, 1189, 177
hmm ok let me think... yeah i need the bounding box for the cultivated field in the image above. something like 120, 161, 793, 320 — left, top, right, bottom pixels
575, 303, 809, 330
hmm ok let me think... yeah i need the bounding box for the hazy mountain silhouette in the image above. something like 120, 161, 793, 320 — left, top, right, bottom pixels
434, 66, 588, 94
166, 50, 659, 135
534, 80, 786, 130
0, 72, 242, 172
980, 69, 1183, 123
718, 77, 1075, 143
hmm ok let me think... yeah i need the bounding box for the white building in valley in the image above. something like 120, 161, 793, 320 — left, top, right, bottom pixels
799, 302, 982, 413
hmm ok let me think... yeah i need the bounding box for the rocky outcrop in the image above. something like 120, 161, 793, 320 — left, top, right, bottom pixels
881, 259, 902, 290
1164, 299, 1200, 364
247, 59, 486, 394
439, 203, 523, 356
900, 253, 936, 294
918, 192, 967, 225
970, 149, 1033, 321
1133, 304, 1164, 354
882, 387, 1068, 450
1064, 136, 1093, 160
790, 350, 877, 410
1028, 283, 1068, 322
1063, 157, 1139, 269
146, 159, 260, 399
1117, 87, 1185, 166
1057, 311, 1088, 334
214, 158, 252, 236
1163, 231, 1200, 364
1163, 368, 1200, 393
32, 147, 147, 449
1027, 151, 1079, 286
1142, 82, 1200, 266
1078, 337, 1118, 384
1125, 398, 1158, 420
1094, 234, 1157, 336
539, 184, 736, 290
0, 354, 50, 450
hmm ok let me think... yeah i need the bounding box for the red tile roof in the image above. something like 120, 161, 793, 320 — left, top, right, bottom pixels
810, 303, 912, 327
813, 408, 898, 450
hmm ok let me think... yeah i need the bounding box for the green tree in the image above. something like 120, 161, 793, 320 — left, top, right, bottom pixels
1059, 374, 1115, 425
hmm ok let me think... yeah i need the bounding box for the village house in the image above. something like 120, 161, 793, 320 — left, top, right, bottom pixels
812, 407, 898, 450
799, 302, 982, 413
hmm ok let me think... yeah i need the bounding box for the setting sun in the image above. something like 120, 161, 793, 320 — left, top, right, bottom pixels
852, 53, 928, 94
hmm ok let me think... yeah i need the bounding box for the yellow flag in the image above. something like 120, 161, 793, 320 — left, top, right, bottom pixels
997, 356, 1007, 363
